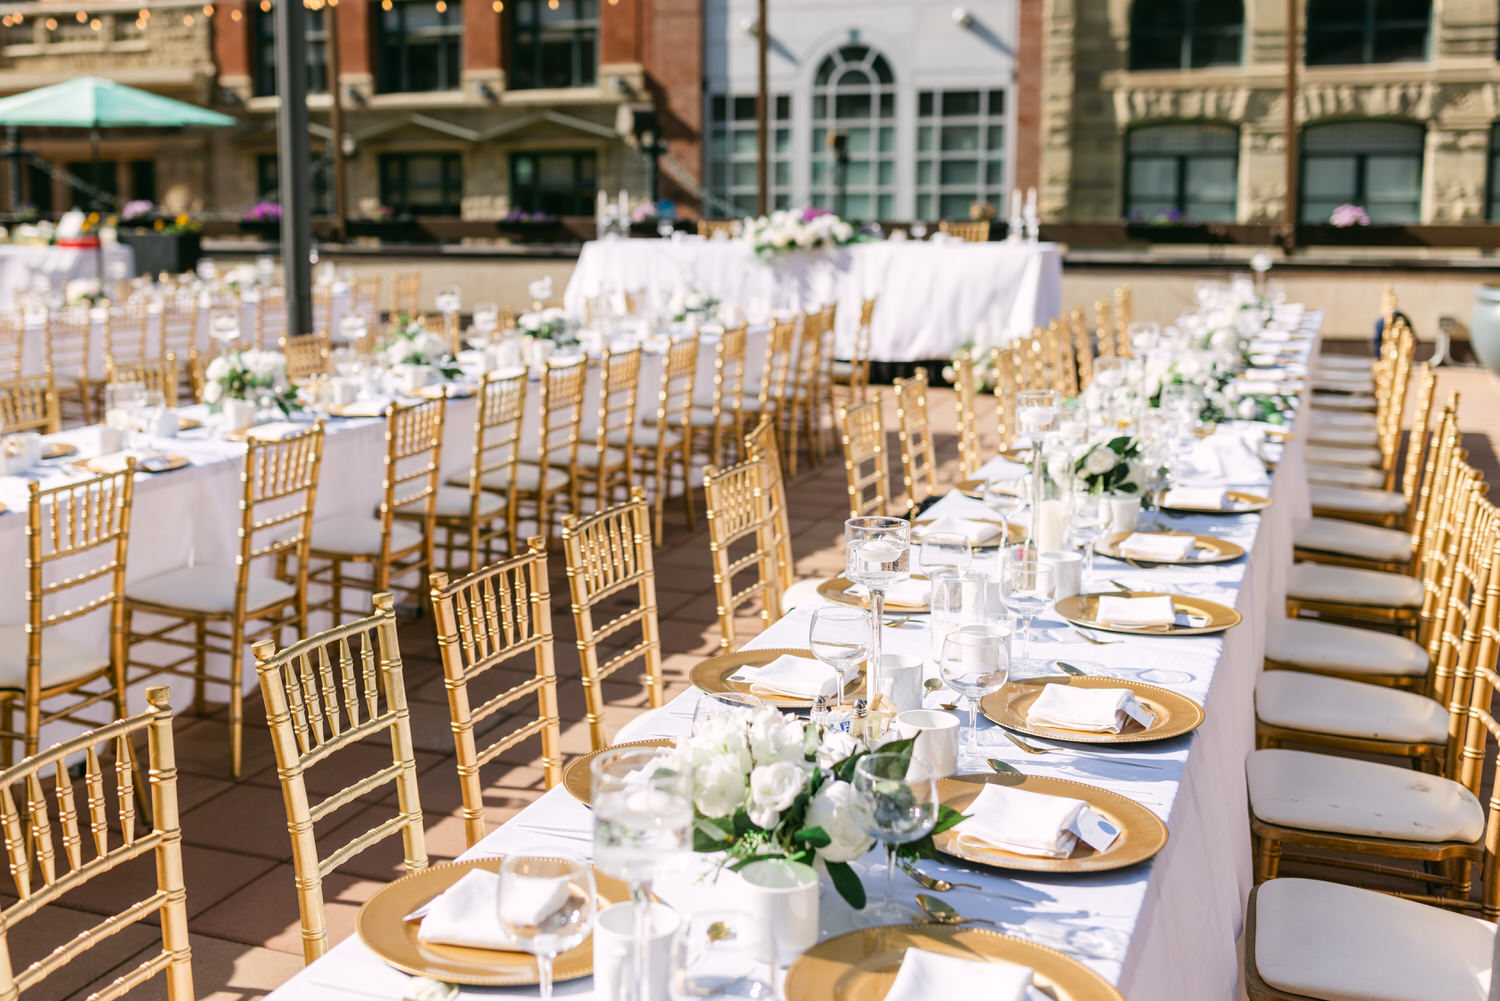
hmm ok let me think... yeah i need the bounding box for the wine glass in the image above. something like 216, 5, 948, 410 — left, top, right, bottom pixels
981, 477, 1024, 548
919, 530, 972, 575
937, 623, 1010, 769
592, 747, 693, 1001
691, 691, 763, 736
928, 568, 993, 666
435, 284, 462, 316
496, 855, 595, 1000
1000, 558, 1054, 676
844, 516, 911, 705
1069, 491, 1107, 592
809, 606, 870, 708
670, 909, 775, 1000
851, 753, 938, 925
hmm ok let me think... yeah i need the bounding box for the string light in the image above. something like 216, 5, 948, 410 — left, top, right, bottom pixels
230, 7, 242, 19
435, 0, 446, 11
139, 7, 149, 18
548, 0, 558, 8
182, 13, 193, 24
381, 0, 392, 9
90, 17, 101, 29
203, 4, 214, 16
492, 1, 502, 10
260, 0, 271, 11
75, 10, 87, 22
44, 17, 57, 29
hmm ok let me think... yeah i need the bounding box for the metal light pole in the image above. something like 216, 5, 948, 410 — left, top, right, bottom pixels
325, 3, 348, 243
755, 0, 768, 215
6, 127, 19, 212
275, 0, 314, 336
1282, 0, 1299, 255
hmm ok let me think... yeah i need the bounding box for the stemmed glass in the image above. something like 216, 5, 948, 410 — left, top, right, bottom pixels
592, 747, 694, 1001
1000, 558, 1054, 676
1015, 389, 1060, 553
937, 623, 1011, 769
852, 753, 938, 925
1069, 491, 1107, 592
809, 606, 871, 708
928, 568, 993, 666
670, 909, 775, 1000
981, 477, 1025, 550
496, 855, 595, 1001
691, 691, 762, 736
844, 516, 911, 705
919, 530, 972, 575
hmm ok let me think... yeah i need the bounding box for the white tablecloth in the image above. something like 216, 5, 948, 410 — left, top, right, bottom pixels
564, 238, 1063, 362
0, 244, 134, 311
262, 310, 1322, 1000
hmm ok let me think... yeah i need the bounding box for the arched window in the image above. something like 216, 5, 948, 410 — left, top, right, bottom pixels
1301, 122, 1424, 223
1124, 124, 1238, 222
811, 44, 896, 220
1129, 0, 1243, 71
1306, 0, 1429, 65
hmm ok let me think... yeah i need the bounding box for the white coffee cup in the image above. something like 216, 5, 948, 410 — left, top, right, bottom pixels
880, 653, 925, 713
330, 377, 360, 406
737, 859, 819, 965
593, 900, 679, 1001
895, 709, 960, 778
1107, 495, 1141, 534
1040, 551, 1083, 599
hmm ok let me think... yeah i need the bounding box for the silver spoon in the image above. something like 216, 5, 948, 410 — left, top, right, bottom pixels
1000, 732, 1163, 770
916, 894, 996, 927
903, 862, 981, 892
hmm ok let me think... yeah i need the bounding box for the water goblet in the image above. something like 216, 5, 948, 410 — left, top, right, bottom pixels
690, 691, 763, 737
851, 753, 939, 925
497, 855, 595, 1001
919, 530, 972, 575
809, 606, 870, 708
844, 516, 911, 703
1000, 557, 1054, 676
1068, 492, 1107, 591
927, 568, 993, 666
937, 623, 1010, 770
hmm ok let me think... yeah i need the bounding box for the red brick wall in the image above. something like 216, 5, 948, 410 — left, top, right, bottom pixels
1014, 0, 1042, 198
644, 0, 702, 215
214, 0, 252, 78
337, 0, 371, 77
465, 0, 503, 71
601, 0, 641, 64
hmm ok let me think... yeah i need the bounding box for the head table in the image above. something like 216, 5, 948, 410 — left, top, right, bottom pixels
563, 236, 1063, 362
0, 243, 135, 312
258, 309, 1320, 1000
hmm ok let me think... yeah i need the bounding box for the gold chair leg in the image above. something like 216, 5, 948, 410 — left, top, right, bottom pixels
1253, 834, 1281, 883
0, 697, 13, 767
229, 620, 246, 779
193, 618, 208, 716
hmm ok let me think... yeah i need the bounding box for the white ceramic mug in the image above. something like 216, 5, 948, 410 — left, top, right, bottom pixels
737, 859, 819, 966
593, 901, 679, 1001
880, 653, 925, 714
330, 377, 361, 406
895, 709, 960, 778
1107, 494, 1141, 534
1040, 551, 1083, 599
220, 399, 257, 434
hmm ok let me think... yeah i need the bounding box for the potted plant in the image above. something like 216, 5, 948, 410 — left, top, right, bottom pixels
116, 201, 202, 275
495, 209, 563, 242
241, 200, 282, 240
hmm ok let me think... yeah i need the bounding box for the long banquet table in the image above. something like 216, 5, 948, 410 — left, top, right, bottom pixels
263, 308, 1321, 1000
563, 237, 1063, 363
0, 243, 135, 311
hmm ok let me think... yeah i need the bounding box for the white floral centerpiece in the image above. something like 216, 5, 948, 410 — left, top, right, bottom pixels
202, 349, 300, 416
742, 207, 860, 259
516, 306, 577, 345
1074, 436, 1145, 497
382, 317, 462, 379
668, 288, 719, 323
669, 703, 963, 908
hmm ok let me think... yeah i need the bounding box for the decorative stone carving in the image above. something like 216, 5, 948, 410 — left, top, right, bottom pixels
1298, 82, 1436, 122
1113, 85, 1251, 124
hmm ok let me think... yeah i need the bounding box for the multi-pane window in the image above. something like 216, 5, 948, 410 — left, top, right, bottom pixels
375, 0, 463, 93
256, 154, 331, 215
510, 0, 598, 91
252, 6, 328, 98
24, 161, 52, 213
1129, 0, 1243, 70
128, 160, 155, 203
1124, 124, 1238, 222
915, 90, 1007, 220
379, 153, 464, 216
1306, 0, 1429, 65
67, 160, 117, 210
705, 95, 790, 216
510, 152, 596, 216
1300, 121, 1424, 223
811, 45, 896, 220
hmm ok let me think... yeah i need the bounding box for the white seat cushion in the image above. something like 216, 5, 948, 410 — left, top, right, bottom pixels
1311, 375, 1375, 394
460, 461, 570, 495
1310, 392, 1378, 411
1289, 562, 1423, 608
310, 517, 422, 557
1305, 443, 1382, 467
1294, 517, 1411, 563
571, 443, 629, 469
830, 360, 855, 377
400, 485, 504, 519
1265, 618, 1427, 677
1255, 671, 1448, 745
607, 426, 684, 449
1310, 483, 1405, 515
126, 564, 298, 615
0, 625, 109, 690
1305, 462, 1386, 488
1314, 354, 1376, 372
1248, 747, 1483, 842
1307, 408, 1379, 432
1253, 877, 1494, 1001
1308, 425, 1378, 448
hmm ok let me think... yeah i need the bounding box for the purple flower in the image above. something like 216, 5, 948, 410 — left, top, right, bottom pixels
121, 199, 154, 221
800, 207, 832, 223
1329, 204, 1370, 228
243, 200, 282, 223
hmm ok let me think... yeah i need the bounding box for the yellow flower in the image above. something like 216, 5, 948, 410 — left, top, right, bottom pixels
175, 213, 188, 227
86, 212, 99, 224
154, 219, 164, 231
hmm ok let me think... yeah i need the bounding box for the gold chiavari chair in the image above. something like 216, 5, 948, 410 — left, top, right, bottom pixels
1017, 331, 1044, 391
1308, 381, 1446, 531
1306, 313, 1408, 440
938, 219, 990, 242
0, 688, 194, 1001
951, 350, 983, 480
392, 272, 422, 317
125, 424, 324, 777
684, 320, 747, 471
619, 337, 698, 537
0, 372, 59, 434
1048, 318, 1078, 396
704, 456, 782, 651
989, 345, 1018, 450
309, 399, 442, 622
563, 488, 665, 749
1093, 299, 1116, 359
429, 540, 564, 847
158, 294, 200, 402
840, 397, 890, 519
893, 368, 938, 516
311, 284, 333, 338
696, 219, 737, 238
511, 357, 586, 543
1113, 284, 1133, 352
353, 276, 383, 334
252, 593, 427, 963
254, 286, 288, 350
0, 468, 134, 765
571, 346, 641, 515
1069, 307, 1094, 389
742, 316, 798, 462
425, 370, 526, 572
1304, 334, 1419, 488
46, 305, 95, 424
0, 312, 23, 379
280, 331, 330, 382
784, 308, 827, 475
106, 354, 181, 408
831, 296, 877, 408
103, 300, 150, 368
745, 417, 795, 594
813, 303, 840, 463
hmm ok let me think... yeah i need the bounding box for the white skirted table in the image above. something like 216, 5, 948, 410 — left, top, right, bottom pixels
563, 237, 1063, 362
260, 308, 1322, 1000
0, 243, 134, 311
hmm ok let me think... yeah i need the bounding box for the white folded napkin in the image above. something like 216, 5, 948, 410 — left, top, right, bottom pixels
1251, 329, 1292, 344
1211, 431, 1270, 483
1094, 594, 1177, 628
414, 869, 519, 951
329, 398, 391, 417
1234, 379, 1283, 396
1118, 532, 1196, 561
1161, 486, 1227, 510
1027, 684, 1158, 733
882, 947, 1034, 1001
89, 451, 177, 474
730, 654, 840, 700
846, 578, 930, 607
245, 421, 305, 440
955, 782, 1120, 859
917, 515, 1001, 546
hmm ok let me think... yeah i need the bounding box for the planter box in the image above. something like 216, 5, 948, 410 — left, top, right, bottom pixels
1298, 224, 1420, 247
118, 230, 201, 275
345, 218, 420, 242
239, 220, 281, 241
495, 219, 566, 243
1124, 222, 1229, 244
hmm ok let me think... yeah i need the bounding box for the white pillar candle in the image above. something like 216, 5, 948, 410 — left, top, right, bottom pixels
1025, 187, 1037, 214
1035, 498, 1067, 555
596, 189, 607, 219
618, 189, 629, 222
1011, 190, 1023, 220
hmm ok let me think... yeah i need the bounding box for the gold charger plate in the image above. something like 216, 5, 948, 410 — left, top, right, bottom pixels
953, 477, 1023, 501
784, 925, 1124, 1001
42, 441, 77, 459
1156, 489, 1272, 515
355, 858, 626, 986
77, 453, 190, 475
913, 517, 1023, 550
324, 401, 391, 418
562, 738, 674, 806
412, 383, 475, 400
817, 576, 929, 614
980, 674, 1205, 745
1094, 530, 1245, 565
177, 416, 203, 431
688, 646, 865, 710
932, 772, 1167, 873
1054, 590, 1240, 636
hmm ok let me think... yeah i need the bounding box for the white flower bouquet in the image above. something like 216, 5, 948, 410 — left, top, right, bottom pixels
202, 349, 300, 416
670, 703, 963, 909
668, 288, 719, 323
742, 207, 860, 259
382, 318, 462, 378
1074, 436, 1145, 496
516, 306, 576, 345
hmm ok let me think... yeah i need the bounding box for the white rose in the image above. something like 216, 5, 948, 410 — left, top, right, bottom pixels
416, 331, 448, 358
814, 730, 860, 769
1237, 398, 1258, 420
685, 712, 752, 773
833, 221, 854, 242
202, 380, 222, 404
806, 780, 875, 863
748, 708, 806, 765
1084, 447, 1115, 476
519, 312, 542, 332
746, 760, 805, 828
693, 754, 747, 819
204, 355, 230, 382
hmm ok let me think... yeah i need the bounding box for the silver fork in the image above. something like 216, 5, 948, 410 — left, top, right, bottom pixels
1000, 731, 1162, 770
1071, 627, 1121, 646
